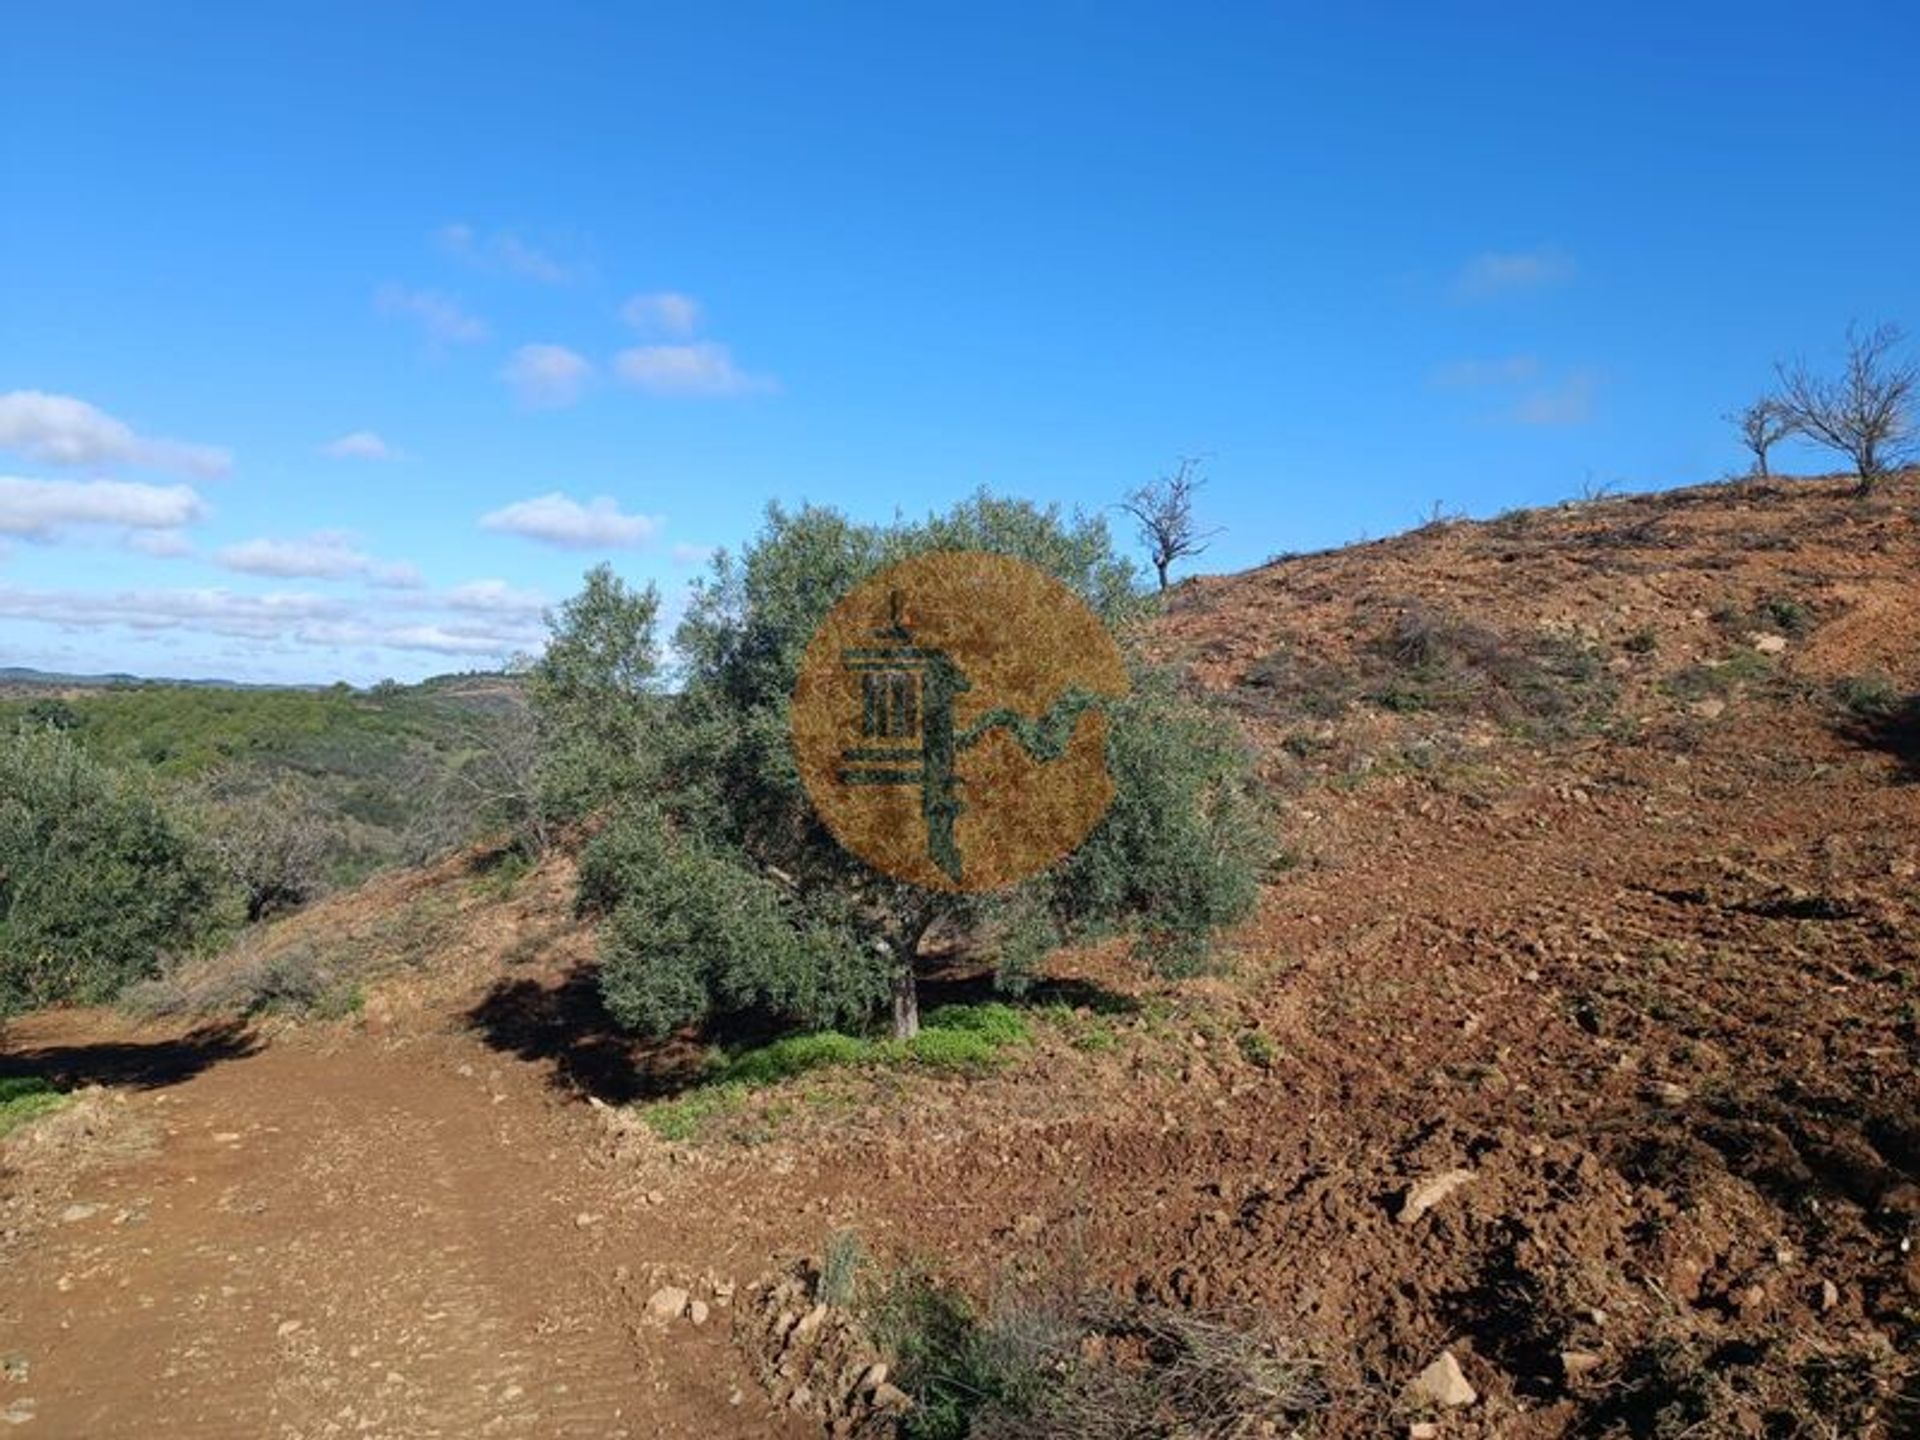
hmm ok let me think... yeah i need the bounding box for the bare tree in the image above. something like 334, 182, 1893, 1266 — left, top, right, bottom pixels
194, 773, 334, 922
1774, 322, 1917, 491
412, 700, 550, 861
1724, 396, 1795, 479
1121, 457, 1221, 591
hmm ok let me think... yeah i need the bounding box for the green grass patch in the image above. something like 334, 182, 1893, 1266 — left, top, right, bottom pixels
641, 1082, 749, 1141
635, 1003, 1034, 1141
0, 1076, 70, 1137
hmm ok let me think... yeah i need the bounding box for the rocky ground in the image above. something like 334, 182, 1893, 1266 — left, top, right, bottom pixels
4, 470, 1917, 1436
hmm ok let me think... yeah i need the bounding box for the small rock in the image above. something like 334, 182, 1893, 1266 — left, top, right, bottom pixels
0, 1355, 26, 1384
0, 1399, 34, 1426
1407, 1351, 1477, 1409
871, 1382, 913, 1412
573, 1212, 601, 1228
858, 1362, 889, 1393
791, 1304, 828, 1344
1644, 1081, 1691, 1107
1409, 1425, 1439, 1440
1751, 634, 1788, 655
1689, 698, 1726, 720
1560, 1349, 1603, 1381
646, 1286, 690, 1322
1398, 1169, 1474, 1225
1818, 1279, 1840, 1313
212, 1132, 242, 1144
276, 1319, 302, 1338
686, 1299, 709, 1326
58, 1203, 102, 1225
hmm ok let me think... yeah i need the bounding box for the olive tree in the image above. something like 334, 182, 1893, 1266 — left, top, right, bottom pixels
524, 563, 663, 826
580, 491, 1267, 1041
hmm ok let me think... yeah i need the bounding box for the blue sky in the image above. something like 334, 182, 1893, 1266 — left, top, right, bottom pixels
2, 2, 1915, 684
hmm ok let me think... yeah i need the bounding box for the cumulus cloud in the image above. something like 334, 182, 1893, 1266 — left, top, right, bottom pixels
1429, 355, 1542, 388
0, 476, 207, 537
0, 391, 232, 478
321, 430, 398, 460
620, 291, 702, 337
436, 223, 581, 284
501, 344, 593, 408
613, 342, 773, 397
218, 532, 423, 587
445, 578, 548, 617
375, 284, 490, 345
479, 492, 662, 549
1451, 248, 1576, 301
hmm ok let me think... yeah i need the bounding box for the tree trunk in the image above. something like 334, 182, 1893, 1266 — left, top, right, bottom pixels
891, 965, 920, 1040
1155, 559, 1170, 592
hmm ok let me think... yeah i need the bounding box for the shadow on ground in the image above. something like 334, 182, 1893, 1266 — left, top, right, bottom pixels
466, 959, 1139, 1106
0, 1018, 259, 1091
1841, 694, 1920, 782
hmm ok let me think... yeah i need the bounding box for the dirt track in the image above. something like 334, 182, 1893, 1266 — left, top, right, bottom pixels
0, 1017, 808, 1438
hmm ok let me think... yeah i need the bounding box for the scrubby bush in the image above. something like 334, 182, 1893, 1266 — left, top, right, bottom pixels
0, 727, 224, 1014
192, 772, 334, 921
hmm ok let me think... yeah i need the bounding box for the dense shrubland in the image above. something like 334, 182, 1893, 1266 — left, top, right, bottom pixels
0, 676, 521, 1015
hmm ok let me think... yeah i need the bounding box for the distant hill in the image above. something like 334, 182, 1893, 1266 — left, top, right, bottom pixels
0, 665, 513, 694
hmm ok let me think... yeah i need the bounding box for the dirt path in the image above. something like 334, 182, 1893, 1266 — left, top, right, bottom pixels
0, 1017, 807, 1439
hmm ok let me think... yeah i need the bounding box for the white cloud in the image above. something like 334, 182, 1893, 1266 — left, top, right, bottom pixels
321, 430, 397, 461
126, 529, 195, 559
0, 391, 232, 478
436, 223, 581, 284
1429, 355, 1541, 388
0, 584, 347, 641
1511, 370, 1599, 426
620, 291, 702, 337
670, 542, 715, 567
501, 344, 593, 408
1451, 248, 1575, 301
0, 476, 207, 537
479, 492, 662, 549
0, 582, 541, 661
445, 578, 548, 617
613, 342, 773, 397
218, 532, 424, 587
375, 284, 490, 345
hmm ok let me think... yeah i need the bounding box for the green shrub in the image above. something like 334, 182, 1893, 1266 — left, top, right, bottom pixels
1237, 1029, 1278, 1069
595, 819, 888, 1039
1049, 666, 1266, 968
0, 728, 225, 1015
590, 492, 1263, 1044
1834, 671, 1900, 717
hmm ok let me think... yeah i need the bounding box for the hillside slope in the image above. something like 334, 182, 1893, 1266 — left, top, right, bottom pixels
4, 471, 1917, 1436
